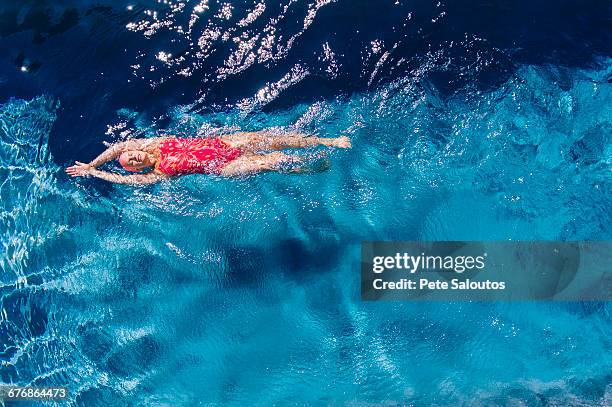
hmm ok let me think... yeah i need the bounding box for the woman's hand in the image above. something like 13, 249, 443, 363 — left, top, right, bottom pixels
66, 161, 94, 177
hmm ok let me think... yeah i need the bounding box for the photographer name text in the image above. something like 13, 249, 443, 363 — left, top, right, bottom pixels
371, 252, 506, 291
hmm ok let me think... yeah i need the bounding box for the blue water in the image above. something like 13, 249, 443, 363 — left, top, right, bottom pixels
1, 0, 611, 405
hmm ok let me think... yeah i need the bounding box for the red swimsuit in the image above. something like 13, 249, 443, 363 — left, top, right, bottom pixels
157, 137, 242, 176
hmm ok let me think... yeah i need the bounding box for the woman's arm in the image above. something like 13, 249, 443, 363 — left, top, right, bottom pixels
89, 169, 166, 185
66, 161, 167, 185
89, 137, 165, 168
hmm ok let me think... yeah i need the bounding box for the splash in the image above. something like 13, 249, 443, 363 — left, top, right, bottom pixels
0, 96, 60, 281
124, 0, 341, 89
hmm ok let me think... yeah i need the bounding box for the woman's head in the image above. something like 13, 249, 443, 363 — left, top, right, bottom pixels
118, 150, 153, 172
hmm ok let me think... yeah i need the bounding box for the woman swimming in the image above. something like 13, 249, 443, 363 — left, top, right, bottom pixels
65, 131, 351, 185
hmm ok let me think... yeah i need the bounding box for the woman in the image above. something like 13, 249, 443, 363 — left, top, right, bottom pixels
66, 131, 351, 185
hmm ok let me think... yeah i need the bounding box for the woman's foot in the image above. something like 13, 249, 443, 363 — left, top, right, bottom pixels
321, 135, 352, 148
334, 136, 352, 148
288, 152, 331, 173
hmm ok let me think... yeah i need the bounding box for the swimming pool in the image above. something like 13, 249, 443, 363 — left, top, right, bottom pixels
1, 0, 611, 405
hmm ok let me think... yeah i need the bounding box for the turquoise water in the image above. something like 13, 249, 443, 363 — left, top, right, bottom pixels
1, 53, 611, 404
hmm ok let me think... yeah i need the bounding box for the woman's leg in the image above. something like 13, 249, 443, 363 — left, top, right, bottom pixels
219, 152, 303, 176
221, 131, 351, 153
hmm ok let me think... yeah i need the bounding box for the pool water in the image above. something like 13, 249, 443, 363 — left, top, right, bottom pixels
1, 0, 611, 405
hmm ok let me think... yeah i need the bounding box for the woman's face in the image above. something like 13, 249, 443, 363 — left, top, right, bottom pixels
119, 150, 151, 171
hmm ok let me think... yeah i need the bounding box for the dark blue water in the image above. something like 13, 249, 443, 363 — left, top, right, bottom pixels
0, 1, 611, 405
